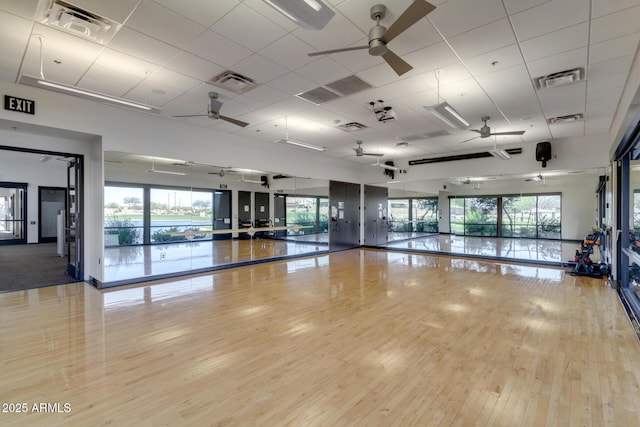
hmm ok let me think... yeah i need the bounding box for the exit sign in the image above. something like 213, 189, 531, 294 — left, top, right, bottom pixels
5, 95, 35, 115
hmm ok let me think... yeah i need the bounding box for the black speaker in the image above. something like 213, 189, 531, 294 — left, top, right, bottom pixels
260, 175, 269, 188
536, 142, 552, 167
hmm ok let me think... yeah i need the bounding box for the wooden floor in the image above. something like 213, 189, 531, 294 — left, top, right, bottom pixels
1, 249, 639, 426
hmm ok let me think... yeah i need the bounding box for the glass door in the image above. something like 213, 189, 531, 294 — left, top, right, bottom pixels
0, 183, 27, 245
66, 158, 83, 280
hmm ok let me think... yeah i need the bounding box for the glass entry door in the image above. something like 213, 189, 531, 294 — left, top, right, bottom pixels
66, 159, 83, 280
0, 183, 27, 245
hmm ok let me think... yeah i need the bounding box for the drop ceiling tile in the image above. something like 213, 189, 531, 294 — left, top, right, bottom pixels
29, 24, 104, 64
294, 57, 351, 86
21, 44, 93, 86
548, 121, 584, 138
519, 22, 588, 62
124, 68, 201, 107
502, 0, 549, 15
259, 34, 316, 72
538, 81, 586, 118
463, 44, 524, 76
510, 0, 589, 41
152, 0, 239, 28
68, 0, 140, 23
429, 0, 508, 39
124, 0, 206, 48
474, 64, 542, 118
448, 18, 517, 60
526, 47, 587, 78
219, 95, 267, 117
242, 84, 290, 105
78, 64, 147, 98
3, 12, 38, 78
403, 42, 459, 74
232, 54, 289, 85
587, 56, 634, 94
185, 30, 252, 68
293, 8, 366, 52
591, 5, 640, 44
109, 27, 181, 66
212, 3, 288, 52
243, 0, 299, 32
165, 51, 225, 82
268, 72, 317, 96
79, 48, 161, 97
592, 0, 640, 18
589, 33, 640, 64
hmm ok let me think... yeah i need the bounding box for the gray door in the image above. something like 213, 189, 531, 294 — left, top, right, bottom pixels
363, 185, 388, 246
213, 190, 231, 240
39, 187, 66, 243
254, 192, 270, 226
0, 183, 27, 245
329, 180, 360, 251
273, 194, 286, 238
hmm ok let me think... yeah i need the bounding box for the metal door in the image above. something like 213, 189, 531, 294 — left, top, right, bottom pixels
329, 181, 360, 251
363, 185, 388, 246
213, 190, 231, 240
273, 194, 286, 238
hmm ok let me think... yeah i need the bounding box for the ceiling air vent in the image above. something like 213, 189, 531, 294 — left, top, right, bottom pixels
35, 0, 122, 45
296, 87, 341, 105
326, 75, 372, 96
337, 122, 367, 131
534, 67, 585, 90
209, 71, 257, 94
547, 113, 584, 125
423, 130, 451, 139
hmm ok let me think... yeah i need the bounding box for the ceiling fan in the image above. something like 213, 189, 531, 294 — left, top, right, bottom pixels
462, 116, 525, 143
525, 173, 545, 183
307, 1, 436, 76
173, 92, 249, 128
354, 140, 383, 157
371, 158, 401, 171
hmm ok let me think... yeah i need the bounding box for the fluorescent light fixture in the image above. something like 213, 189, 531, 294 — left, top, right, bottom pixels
531, 174, 542, 182
263, 0, 335, 30
489, 149, 511, 160
19, 75, 161, 114
279, 138, 327, 152
146, 168, 189, 176
424, 102, 470, 129
239, 178, 264, 184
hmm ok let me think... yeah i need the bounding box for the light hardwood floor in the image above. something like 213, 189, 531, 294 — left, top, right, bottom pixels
1, 249, 639, 426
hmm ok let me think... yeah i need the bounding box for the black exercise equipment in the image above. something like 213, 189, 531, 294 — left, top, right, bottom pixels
571, 230, 607, 277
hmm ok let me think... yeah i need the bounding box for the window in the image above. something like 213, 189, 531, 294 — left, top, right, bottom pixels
150, 189, 212, 242
104, 186, 144, 246
412, 198, 438, 233
450, 194, 561, 239
388, 199, 410, 232
286, 196, 328, 235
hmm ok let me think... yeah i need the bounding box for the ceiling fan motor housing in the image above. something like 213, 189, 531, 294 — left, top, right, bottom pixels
368, 25, 387, 56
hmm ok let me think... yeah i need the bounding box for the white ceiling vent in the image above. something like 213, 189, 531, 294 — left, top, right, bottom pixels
209, 71, 257, 94
325, 75, 372, 96
296, 87, 341, 105
337, 122, 367, 131
547, 113, 584, 125
35, 0, 122, 45
534, 67, 585, 90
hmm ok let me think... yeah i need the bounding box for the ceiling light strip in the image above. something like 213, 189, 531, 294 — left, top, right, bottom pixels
425, 102, 470, 129
279, 138, 327, 152
19, 75, 161, 114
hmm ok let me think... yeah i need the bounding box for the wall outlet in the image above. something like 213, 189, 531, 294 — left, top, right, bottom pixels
160, 252, 166, 260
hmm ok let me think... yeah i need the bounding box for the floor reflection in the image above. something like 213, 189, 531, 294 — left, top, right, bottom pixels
104, 238, 327, 285
385, 235, 594, 266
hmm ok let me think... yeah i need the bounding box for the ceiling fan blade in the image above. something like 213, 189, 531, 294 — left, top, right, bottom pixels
381, 49, 413, 76
382, 0, 436, 43
491, 130, 525, 136
308, 45, 369, 56
470, 129, 482, 134
173, 114, 208, 118
219, 115, 249, 128
461, 136, 480, 143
